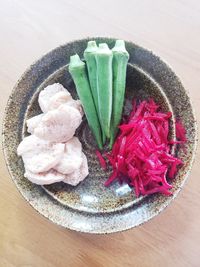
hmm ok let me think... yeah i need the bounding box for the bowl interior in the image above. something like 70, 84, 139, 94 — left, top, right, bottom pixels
25, 63, 175, 213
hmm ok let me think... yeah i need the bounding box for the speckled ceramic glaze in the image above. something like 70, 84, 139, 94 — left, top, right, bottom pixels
2, 38, 197, 234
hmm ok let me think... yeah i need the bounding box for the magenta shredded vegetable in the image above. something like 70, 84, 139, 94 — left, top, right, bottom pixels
96, 150, 107, 170
100, 99, 187, 197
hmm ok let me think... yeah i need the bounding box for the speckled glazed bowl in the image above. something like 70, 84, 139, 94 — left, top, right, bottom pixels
2, 38, 197, 234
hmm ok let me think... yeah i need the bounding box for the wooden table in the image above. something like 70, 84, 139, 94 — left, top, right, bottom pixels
0, 1, 199, 266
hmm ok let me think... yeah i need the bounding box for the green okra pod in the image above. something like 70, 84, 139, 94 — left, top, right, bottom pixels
109, 40, 129, 148
84, 41, 99, 115
69, 54, 103, 149
95, 43, 113, 138
84, 41, 106, 144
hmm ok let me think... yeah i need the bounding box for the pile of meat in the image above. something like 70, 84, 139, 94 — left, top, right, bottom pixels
17, 83, 89, 185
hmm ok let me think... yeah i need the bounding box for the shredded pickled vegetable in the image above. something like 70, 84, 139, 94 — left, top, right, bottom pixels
96, 150, 107, 170
100, 99, 187, 197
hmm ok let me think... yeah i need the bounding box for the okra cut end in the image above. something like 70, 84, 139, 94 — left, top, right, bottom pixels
98, 43, 112, 54
69, 54, 85, 69
84, 41, 98, 53
112, 40, 129, 54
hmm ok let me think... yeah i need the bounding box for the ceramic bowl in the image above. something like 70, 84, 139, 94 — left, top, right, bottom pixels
2, 38, 197, 234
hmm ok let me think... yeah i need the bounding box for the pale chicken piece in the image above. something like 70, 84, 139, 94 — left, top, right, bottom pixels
39, 83, 68, 112
26, 114, 43, 134
42, 90, 83, 116
55, 137, 83, 174
47, 91, 72, 111
63, 153, 89, 186
34, 104, 82, 143
17, 135, 65, 173
24, 169, 65, 185
65, 99, 83, 117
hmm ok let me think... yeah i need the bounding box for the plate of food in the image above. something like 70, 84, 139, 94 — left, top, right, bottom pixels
2, 37, 197, 234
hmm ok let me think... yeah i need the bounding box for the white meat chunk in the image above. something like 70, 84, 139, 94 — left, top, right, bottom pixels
24, 169, 65, 185
17, 135, 64, 173
39, 86, 83, 115
39, 83, 68, 112
63, 153, 89, 186
34, 104, 82, 143
55, 137, 83, 174
47, 91, 72, 111
64, 99, 83, 117
49, 92, 83, 116
26, 114, 43, 134
47, 91, 71, 111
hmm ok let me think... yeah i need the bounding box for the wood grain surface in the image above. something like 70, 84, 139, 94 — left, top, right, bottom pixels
0, 0, 200, 266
